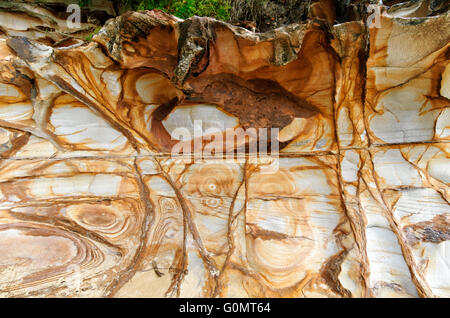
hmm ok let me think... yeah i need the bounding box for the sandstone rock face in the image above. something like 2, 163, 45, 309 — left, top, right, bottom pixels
0, 1, 448, 298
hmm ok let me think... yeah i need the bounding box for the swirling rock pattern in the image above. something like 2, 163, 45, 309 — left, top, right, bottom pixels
0, 1, 448, 297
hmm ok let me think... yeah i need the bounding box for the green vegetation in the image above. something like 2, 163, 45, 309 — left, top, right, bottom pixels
79, 0, 232, 41
77, 0, 231, 22
78, 0, 92, 7
116, 0, 231, 20
84, 26, 102, 41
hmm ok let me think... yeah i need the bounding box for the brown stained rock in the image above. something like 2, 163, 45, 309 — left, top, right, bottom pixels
365, 12, 450, 145
331, 21, 368, 148
0, 1, 448, 298
94, 10, 180, 74
186, 73, 319, 129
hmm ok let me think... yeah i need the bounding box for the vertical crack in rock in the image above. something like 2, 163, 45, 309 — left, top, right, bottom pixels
365, 150, 434, 297
154, 159, 220, 296
213, 159, 247, 297
105, 158, 155, 297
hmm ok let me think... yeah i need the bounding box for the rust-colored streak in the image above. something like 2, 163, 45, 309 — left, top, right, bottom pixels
187, 74, 320, 129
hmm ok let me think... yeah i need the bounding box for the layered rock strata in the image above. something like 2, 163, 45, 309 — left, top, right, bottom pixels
0, 1, 448, 297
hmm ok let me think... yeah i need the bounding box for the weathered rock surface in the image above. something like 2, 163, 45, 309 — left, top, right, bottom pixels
0, 1, 448, 297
